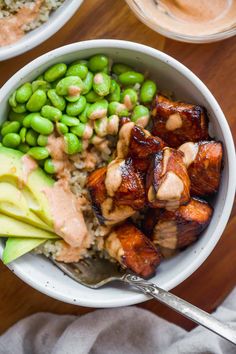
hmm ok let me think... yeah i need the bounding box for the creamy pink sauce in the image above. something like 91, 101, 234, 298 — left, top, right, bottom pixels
105, 159, 124, 197
83, 123, 93, 139
123, 95, 133, 110
47, 134, 73, 179
0, 0, 42, 46
117, 122, 134, 158
133, 0, 236, 36
68, 86, 81, 97
21, 155, 37, 185
55, 239, 90, 263
94, 73, 104, 84
90, 108, 107, 120
43, 179, 90, 248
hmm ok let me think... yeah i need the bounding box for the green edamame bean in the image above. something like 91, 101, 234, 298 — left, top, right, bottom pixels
8, 111, 26, 124
66, 96, 86, 116
94, 117, 108, 138
70, 123, 86, 138
36, 75, 44, 80
32, 80, 51, 93
41, 105, 62, 122
82, 71, 93, 94
107, 115, 119, 135
18, 143, 30, 153
71, 59, 88, 67
61, 115, 80, 127
1, 121, 21, 136
9, 92, 17, 108
44, 63, 67, 83
88, 54, 109, 72
140, 80, 157, 103
107, 81, 121, 102
23, 113, 41, 128
56, 76, 84, 97
93, 72, 111, 96
31, 116, 54, 135
121, 88, 138, 110
85, 90, 103, 103
2, 133, 21, 148
15, 83, 32, 103
56, 122, 68, 135
101, 67, 110, 74
25, 129, 38, 146
66, 64, 88, 80
37, 135, 48, 146
12, 104, 26, 114
109, 79, 117, 94
112, 63, 132, 75
44, 159, 56, 174
108, 101, 129, 117
64, 133, 82, 154
47, 89, 66, 111
28, 147, 49, 160
87, 99, 108, 120
119, 71, 144, 85
26, 89, 47, 112
19, 127, 27, 143
1, 121, 11, 129
131, 105, 150, 128
65, 95, 81, 103
79, 103, 90, 123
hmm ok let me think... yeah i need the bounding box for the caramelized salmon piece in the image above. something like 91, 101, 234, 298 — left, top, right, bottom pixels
146, 147, 190, 210
179, 141, 223, 196
117, 121, 165, 172
112, 158, 145, 209
143, 198, 213, 257
87, 158, 145, 225
105, 222, 161, 278
152, 95, 209, 148
87, 166, 107, 225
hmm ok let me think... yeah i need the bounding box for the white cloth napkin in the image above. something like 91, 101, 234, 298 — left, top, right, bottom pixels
1, 288, 236, 354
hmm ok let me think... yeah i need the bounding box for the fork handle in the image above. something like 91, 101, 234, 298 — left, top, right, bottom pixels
122, 274, 236, 345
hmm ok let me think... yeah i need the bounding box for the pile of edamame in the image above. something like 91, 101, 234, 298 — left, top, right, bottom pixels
1, 54, 157, 174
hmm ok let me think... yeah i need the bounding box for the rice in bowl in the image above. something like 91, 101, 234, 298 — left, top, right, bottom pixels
0, 0, 65, 46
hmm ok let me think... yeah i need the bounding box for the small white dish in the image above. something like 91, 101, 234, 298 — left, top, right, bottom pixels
0, 0, 84, 61
0, 40, 235, 307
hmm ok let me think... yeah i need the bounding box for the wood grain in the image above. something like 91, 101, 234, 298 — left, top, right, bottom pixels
0, 0, 235, 334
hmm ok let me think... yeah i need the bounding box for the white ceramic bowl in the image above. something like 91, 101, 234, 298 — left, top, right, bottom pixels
0, 40, 235, 307
0, 0, 83, 61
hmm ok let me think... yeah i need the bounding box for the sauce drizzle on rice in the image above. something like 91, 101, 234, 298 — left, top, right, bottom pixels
0, 0, 65, 46
43, 179, 91, 248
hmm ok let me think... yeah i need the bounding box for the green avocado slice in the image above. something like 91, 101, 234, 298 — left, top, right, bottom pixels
2, 237, 47, 264
0, 182, 53, 231
0, 213, 58, 239
0, 147, 54, 226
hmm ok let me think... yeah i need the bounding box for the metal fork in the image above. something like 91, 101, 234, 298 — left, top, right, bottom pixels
51, 254, 236, 345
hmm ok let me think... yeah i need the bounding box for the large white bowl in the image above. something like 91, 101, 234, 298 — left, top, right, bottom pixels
0, 40, 235, 307
0, 0, 83, 61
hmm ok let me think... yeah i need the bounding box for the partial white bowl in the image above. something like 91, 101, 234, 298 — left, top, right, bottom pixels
0, 0, 84, 61
0, 40, 235, 307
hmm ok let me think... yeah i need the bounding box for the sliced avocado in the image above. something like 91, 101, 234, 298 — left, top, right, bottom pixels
2, 237, 47, 264
0, 182, 53, 231
0, 213, 58, 239
0, 147, 54, 226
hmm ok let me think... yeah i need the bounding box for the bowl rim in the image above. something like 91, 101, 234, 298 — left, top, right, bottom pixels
125, 0, 236, 44
0, 0, 84, 61
0, 39, 235, 307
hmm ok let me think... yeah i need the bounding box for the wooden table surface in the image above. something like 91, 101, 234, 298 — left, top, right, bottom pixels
0, 0, 235, 335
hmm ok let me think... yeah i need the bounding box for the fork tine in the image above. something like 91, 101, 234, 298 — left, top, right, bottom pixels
49, 253, 126, 288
